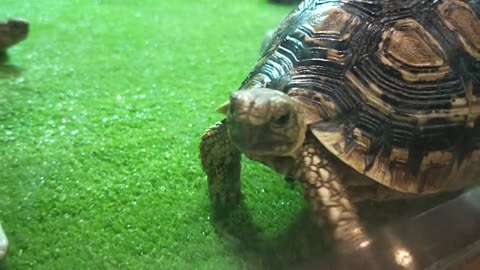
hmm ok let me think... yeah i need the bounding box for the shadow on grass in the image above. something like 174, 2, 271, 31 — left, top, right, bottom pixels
210, 191, 462, 269
0, 64, 23, 79
0, 259, 8, 270
211, 202, 326, 269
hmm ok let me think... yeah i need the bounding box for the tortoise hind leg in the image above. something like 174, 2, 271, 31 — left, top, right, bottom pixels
200, 120, 242, 207
297, 137, 371, 253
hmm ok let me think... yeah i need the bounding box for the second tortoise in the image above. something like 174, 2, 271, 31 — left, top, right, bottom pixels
0, 18, 29, 63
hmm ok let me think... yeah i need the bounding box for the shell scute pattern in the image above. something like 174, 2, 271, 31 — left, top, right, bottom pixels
243, 0, 480, 193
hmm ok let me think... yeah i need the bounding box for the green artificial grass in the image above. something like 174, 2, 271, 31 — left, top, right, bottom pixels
0, 0, 326, 269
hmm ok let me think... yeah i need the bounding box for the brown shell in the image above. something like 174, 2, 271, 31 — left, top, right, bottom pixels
239, 0, 480, 194
0, 19, 29, 51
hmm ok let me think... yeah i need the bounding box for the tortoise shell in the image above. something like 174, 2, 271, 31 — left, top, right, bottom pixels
0, 18, 29, 52
239, 0, 480, 194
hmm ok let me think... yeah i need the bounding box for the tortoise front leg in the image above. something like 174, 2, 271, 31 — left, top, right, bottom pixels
297, 139, 371, 253
200, 120, 242, 207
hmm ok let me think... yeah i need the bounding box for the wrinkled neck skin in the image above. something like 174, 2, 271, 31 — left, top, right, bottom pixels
273, 101, 307, 159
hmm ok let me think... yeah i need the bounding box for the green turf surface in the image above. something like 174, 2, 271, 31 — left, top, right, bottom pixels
0, 0, 330, 269
2, 1, 475, 269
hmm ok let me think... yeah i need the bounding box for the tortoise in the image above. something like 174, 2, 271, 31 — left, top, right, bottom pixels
0, 18, 29, 63
200, 0, 480, 252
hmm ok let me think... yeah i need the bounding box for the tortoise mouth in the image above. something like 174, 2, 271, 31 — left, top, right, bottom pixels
227, 120, 293, 156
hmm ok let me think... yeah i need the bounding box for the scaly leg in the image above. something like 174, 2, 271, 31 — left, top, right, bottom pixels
200, 120, 242, 207
297, 138, 371, 253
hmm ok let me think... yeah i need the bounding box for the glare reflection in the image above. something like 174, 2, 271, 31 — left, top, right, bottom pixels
394, 248, 413, 268
352, 227, 371, 248
359, 240, 371, 248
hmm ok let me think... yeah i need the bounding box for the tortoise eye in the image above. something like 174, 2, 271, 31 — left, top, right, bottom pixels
274, 112, 290, 126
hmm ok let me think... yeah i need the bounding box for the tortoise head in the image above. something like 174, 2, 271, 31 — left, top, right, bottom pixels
222, 88, 308, 157
0, 18, 29, 50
